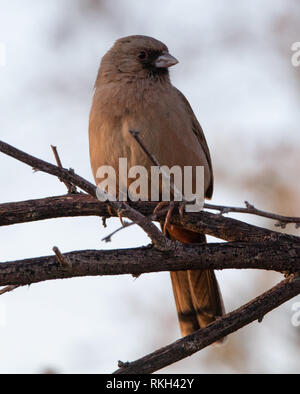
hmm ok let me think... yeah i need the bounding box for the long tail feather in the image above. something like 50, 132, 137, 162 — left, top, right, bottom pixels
166, 223, 225, 338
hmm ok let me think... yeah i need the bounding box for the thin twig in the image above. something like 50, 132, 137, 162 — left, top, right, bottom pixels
129, 130, 160, 166
204, 201, 300, 228
0, 140, 97, 196
102, 220, 132, 242
53, 246, 72, 268
129, 130, 300, 229
129, 130, 189, 205
50, 145, 77, 194
101, 204, 175, 243
0, 285, 19, 296
0, 140, 172, 251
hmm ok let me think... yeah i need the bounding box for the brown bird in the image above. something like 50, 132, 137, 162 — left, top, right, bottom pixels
89, 35, 225, 337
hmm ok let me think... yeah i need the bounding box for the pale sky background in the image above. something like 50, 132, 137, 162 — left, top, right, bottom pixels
0, 0, 300, 373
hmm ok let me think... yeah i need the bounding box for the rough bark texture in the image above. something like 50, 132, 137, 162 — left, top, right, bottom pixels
1, 241, 300, 286
1, 195, 299, 244
1, 139, 300, 374
114, 275, 300, 374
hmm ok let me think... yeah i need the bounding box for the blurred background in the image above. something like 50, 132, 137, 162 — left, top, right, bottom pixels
0, 0, 300, 373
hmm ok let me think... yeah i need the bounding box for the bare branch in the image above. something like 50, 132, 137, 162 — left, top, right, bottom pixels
129, 129, 188, 205
1, 195, 299, 245
102, 220, 132, 242
0, 140, 172, 251
1, 140, 299, 246
1, 139, 300, 374
205, 201, 300, 228
0, 140, 97, 196
114, 202, 174, 251
50, 145, 77, 194
0, 285, 19, 296
114, 275, 300, 374
52, 246, 72, 268
1, 241, 300, 287
129, 130, 160, 166
128, 130, 300, 228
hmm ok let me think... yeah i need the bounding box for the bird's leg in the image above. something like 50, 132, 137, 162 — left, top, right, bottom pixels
153, 201, 169, 216
117, 211, 126, 227
163, 201, 175, 234
106, 204, 114, 217
153, 201, 175, 234
178, 200, 187, 221
106, 203, 124, 226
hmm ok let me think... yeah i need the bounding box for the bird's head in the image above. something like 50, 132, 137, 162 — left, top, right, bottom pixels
97, 35, 179, 84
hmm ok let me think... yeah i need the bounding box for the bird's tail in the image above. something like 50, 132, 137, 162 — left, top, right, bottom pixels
166, 223, 225, 338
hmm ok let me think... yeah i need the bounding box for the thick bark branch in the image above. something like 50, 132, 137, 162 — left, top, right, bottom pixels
1, 194, 299, 245
1, 139, 300, 374
1, 140, 299, 246
0, 140, 172, 250
1, 241, 300, 287
114, 275, 300, 374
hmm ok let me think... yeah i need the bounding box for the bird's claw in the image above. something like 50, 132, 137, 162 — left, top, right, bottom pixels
153, 201, 175, 234
106, 204, 125, 226
178, 201, 187, 221
107, 204, 114, 217
117, 210, 125, 227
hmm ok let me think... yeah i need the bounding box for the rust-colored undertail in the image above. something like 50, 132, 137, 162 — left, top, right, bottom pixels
166, 223, 225, 338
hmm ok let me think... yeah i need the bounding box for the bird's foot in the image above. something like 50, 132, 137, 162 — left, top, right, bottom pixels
117, 210, 125, 227
178, 200, 187, 221
153, 201, 175, 234
107, 204, 114, 217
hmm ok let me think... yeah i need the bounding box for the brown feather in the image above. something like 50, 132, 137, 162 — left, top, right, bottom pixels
89, 35, 225, 340
166, 224, 225, 338
174, 88, 214, 198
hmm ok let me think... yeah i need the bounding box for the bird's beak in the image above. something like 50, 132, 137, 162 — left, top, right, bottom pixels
155, 52, 179, 68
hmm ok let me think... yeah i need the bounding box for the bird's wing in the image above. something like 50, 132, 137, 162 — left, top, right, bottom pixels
175, 88, 214, 199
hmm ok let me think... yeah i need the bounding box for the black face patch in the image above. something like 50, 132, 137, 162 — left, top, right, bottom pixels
138, 50, 168, 76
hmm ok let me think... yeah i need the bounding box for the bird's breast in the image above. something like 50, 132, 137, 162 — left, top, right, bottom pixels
89, 83, 211, 201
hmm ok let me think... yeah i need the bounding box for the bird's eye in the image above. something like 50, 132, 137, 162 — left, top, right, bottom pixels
138, 51, 147, 60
